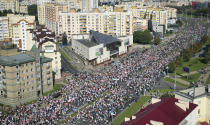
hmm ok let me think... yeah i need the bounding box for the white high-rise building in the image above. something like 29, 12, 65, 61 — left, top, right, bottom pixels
82, 0, 98, 12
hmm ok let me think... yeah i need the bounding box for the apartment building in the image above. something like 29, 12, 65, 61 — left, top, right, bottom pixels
7, 14, 35, 51
37, 0, 52, 25
0, 14, 35, 50
0, 17, 10, 42
30, 28, 61, 79
175, 86, 210, 125
45, 3, 68, 35
58, 11, 133, 40
0, 47, 53, 107
81, 0, 99, 12
19, 4, 28, 14
165, 7, 177, 19
0, 0, 19, 13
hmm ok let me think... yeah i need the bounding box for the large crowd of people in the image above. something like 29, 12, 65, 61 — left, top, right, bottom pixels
0, 18, 208, 125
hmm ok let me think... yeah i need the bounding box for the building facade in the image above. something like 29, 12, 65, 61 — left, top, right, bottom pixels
30, 28, 61, 79
45, 3, 68, 35
0, 17, 10, 42
58, 11, 133, 40
0, 0, 19, 13
0, 47, 53, 107
175, 86, 210, 125
7, 14, 35, 51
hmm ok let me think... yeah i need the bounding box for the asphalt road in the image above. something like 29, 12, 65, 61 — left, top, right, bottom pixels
61, 55, 78, 74
154, 78, 187, 91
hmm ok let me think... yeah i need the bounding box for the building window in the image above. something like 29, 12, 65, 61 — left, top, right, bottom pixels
1, 91, 3, 96
198, 109, 200, 115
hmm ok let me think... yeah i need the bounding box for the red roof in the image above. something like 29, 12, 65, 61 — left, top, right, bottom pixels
200, 122, 209, 125
121, 98, 197, 125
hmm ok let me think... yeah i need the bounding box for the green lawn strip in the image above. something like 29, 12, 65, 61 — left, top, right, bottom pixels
112, 96, 150, 125
163, 77, 189, 87
175, 58, 207, 75
180, 73, 201, 83
150, 88, 174, 93
206, 75, 210, 85
43, 84, 63, 96
60, 49, 72, 62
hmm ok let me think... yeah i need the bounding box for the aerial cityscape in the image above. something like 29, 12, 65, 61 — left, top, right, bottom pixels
0, 0, 209, 125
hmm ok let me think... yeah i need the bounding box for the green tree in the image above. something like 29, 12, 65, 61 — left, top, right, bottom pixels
176, 20, 183, 27
182, 49, 192, 62
154, 37, 161, 45
133, 30, 152, 44
28, 4, 38, 21
62, 33, 68, 45
168, 62, 176, 73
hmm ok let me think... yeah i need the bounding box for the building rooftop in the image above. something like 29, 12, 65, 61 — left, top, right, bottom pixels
175, 86, 210, 100
0, 54, 35, 66
122, 98, 197, 125
90, 30, 121, 46
40, 56, 53, 64
77, 39, 98, 47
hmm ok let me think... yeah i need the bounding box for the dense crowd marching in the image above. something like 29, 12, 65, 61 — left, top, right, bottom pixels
0, 18, 208, 125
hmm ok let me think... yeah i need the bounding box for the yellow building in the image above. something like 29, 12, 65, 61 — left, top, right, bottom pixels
19, 4, 28, 14
7, 14, 35, 51
175, 86, 210, 125
45, 3, 68, 34
37, 0, 52, 25
29, 28, 62, 79
0, 0, 19, 13
0, 14, 35, 50
0, 46, 53, 107
0, 17, 10, 42
58, 11, 133, 40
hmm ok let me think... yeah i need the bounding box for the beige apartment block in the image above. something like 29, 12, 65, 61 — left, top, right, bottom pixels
45, 3, 68, 34
19, 4, 28, 14
40, 41, 61, 79
7, 14, 35, 51
58, 11, 133, 40
29, 28, 62, 79
37, 0, 52, 25
0, 0, 19, 13
175, 86, 210, 125
0, 17, 10, 42
0, 47, 53, 107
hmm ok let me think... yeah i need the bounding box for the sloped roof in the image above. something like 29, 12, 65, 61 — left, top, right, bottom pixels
90, 30, 121, 45
0, 54, 35, 66
121, 98, 197, 125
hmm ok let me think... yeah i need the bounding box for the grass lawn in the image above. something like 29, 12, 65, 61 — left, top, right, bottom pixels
163, 77, 189, 87
180, 73, 201, 83
43, 83, 63, 96
112, 96, 150, 125
206, 75, 210, 85
175, 58, 207, 75
150, 88, 174, 93
60, 49, 72, 62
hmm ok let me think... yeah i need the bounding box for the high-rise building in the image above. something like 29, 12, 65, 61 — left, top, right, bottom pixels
37, 0, 52, 25
7, 14, 36, 51
45, 3, 68, 35
81, 0, 98, 12
58, 11, 133, 40
0, 17, 10, 42
0, 14, 36, 51
0, 0, 19, 13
